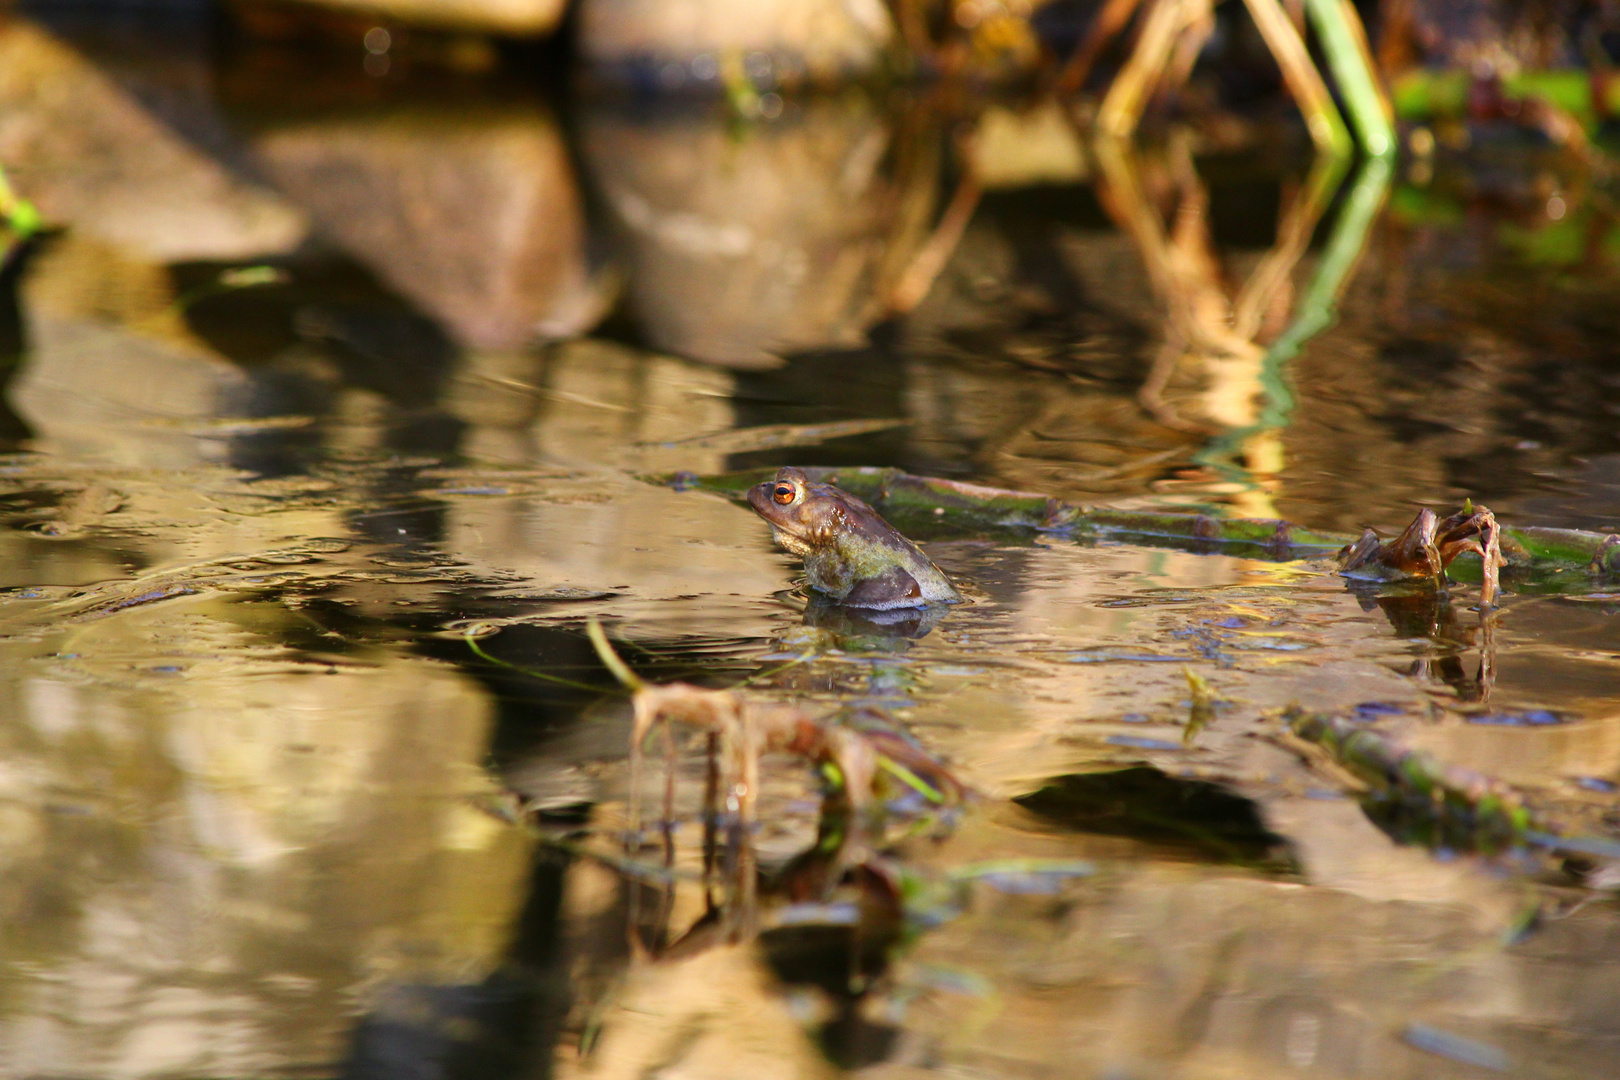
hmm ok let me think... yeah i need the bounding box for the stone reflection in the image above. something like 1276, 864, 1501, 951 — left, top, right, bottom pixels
0, 18, 306, 263
249, 103, 608, 353
0, 629, 534, 1074
11, 231, 471, 470
579, 98, 939, 368
12, 235, 268, 469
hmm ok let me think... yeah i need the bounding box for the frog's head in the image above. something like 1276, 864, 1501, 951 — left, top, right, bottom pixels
747, 466, 847, 557
748, 466, 964, 609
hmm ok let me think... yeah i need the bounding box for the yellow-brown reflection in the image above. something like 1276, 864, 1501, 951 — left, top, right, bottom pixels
1091, 133, 1339, 517
0, 605, 534, 1073
578, 96, 941, 370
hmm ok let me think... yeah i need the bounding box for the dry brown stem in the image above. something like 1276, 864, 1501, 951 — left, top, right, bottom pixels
1340, 504, 1504, 608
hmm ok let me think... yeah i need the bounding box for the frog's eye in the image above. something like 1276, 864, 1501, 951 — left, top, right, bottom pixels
772, 483, 797, 505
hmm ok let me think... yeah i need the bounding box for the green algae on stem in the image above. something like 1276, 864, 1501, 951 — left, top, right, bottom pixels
1283, 707, 1620, 861
671, 466, 1620, 579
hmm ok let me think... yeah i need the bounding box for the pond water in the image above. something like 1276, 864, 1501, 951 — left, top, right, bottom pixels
1, 13, 1619, 1080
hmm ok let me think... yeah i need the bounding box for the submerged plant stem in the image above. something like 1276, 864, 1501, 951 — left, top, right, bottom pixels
587, 616, 646, 691
678, 465, 1620, 581
463, 632, 609, 694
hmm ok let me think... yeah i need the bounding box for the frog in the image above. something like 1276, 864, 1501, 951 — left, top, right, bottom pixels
747, 466, 963, 610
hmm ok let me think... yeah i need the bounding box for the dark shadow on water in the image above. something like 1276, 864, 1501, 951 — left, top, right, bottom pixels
172, 258, 468, 475
760, 909, 905, 1071
1015, 766, 1298, 871
0, 236, 41, 451
341, 848, 571, 1080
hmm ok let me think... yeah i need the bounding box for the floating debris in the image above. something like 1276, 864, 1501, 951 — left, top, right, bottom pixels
626, 681, 970, 844
1285, 706, 1536, 853
680, 466, 1620, 582
1402, 1023, 1510, 1072
1284, 707, 1620, 863
1183, 667, 1217, 744
1340, 503, 1504, 607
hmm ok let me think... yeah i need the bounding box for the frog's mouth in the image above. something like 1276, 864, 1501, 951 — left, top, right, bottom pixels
767, 524, 813, 557
747, 484, 814, 556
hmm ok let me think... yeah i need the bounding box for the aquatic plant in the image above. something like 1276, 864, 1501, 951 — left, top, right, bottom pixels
1284, 706, 1620, 863
679, 465, 1620, 583
1340, 503, 1504, 608
1058, 0, 1393, 157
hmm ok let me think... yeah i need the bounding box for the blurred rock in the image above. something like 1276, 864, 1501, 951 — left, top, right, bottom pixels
556, 943, 838, 1080
446, 338, 742, 470
970, 100, 1089, 190
0, 19, 307, 262
247, 0, 568, 36
250, 106, 606, 351
577, 0, 893, 84
0, 636, 529, 1075
11, 235, 263, 469
579, 100, 938, 368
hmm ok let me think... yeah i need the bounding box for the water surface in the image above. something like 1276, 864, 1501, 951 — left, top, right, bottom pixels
1, 15, 1618, 1079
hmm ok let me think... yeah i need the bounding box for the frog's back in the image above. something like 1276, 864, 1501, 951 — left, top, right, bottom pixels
824, 500, 962, 610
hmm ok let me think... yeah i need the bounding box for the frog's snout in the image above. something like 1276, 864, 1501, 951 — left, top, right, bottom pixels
745, 482, 772, 516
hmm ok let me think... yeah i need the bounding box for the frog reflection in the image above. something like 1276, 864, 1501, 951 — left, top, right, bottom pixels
747, 467, 963, 611
801, 593, 950, 647
1348, 582, 1495, 703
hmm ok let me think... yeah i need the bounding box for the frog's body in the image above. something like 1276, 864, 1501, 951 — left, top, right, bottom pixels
746, 467, 963, 610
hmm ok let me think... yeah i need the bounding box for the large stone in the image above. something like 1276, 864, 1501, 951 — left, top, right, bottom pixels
0, 19, 306, 263
578, 0, 893, 83
579, 99, 938, 368
250, 106, 604, 351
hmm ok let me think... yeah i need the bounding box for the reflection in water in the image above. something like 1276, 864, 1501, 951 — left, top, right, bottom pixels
579, 96, 939, 368
0, 633, 534, 1073
0, 233, 35, 449
800, 593, 949, 647
0, 13, 1619, 1080
1092, 132, 1392, 519
248, 102, 606, 352
1355, 582, 1497, 704
340, 849, 570, 1080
